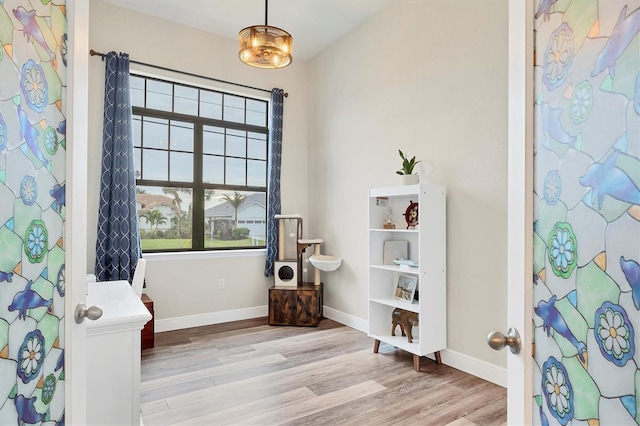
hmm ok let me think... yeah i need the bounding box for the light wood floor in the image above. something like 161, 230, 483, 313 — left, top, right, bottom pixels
140, 318, 506, 426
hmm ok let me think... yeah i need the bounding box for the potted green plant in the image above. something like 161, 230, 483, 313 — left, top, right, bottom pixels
396, 150, 420, 185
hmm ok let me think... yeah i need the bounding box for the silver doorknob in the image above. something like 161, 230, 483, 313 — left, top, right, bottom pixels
75, 304, 103, 324
487, 327, 521, 354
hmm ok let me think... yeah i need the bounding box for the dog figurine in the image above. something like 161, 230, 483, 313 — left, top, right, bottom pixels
391, 308, 419, 343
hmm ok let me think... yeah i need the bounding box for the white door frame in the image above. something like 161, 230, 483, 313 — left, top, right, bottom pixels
65, 0, 90, 423
507, 0, 535, 424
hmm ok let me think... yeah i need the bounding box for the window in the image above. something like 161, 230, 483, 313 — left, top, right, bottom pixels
132, 75, 268, 252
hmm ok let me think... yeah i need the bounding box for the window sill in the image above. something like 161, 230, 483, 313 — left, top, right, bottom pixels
142, 248, 266, 261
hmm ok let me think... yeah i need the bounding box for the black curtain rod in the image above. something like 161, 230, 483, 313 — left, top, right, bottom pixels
89, 49, 288, 97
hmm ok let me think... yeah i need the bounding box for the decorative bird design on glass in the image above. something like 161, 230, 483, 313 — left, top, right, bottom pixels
535, 296, 587, 364
8, 280, 52, 320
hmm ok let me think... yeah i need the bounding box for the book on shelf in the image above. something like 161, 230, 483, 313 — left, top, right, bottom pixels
383, 240, 408, 265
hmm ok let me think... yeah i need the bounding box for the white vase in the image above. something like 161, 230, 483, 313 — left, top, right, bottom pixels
401, 174, 419, 185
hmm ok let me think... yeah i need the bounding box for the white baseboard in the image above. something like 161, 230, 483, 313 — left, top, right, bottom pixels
153, 305, 507, 388
153, 305, 364, 333
322, 306, 368, 333
437, 349, 507, 388
323, 307, 507, 388
154, 305, 268, 333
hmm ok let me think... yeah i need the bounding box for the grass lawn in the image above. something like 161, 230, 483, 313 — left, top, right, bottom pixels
141, 238, 255, 250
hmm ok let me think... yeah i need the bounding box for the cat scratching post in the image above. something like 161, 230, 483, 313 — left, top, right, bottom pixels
298, 238, 324, 286
273, 214, 342, 285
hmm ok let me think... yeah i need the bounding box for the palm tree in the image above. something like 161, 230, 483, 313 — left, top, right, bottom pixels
139, 209, 167, 234
162, 187, 210, 219
162, 187, 185, 213
171, 211, 191, 237
221, 192, 246, 228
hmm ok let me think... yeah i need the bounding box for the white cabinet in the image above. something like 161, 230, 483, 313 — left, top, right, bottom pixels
368, 184, 446, 370
86, 280, 151, 426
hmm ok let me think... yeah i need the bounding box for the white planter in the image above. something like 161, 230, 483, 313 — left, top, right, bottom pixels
401, 174, 419, 185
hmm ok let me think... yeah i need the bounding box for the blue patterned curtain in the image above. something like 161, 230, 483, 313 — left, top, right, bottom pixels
264, 89, 284, 277
95, 52, 141, 282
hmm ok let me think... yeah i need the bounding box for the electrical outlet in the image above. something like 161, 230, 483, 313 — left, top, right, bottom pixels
218, 278, 225, 289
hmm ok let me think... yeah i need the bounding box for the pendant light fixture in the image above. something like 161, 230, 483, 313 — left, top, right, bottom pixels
238, 0, 293, 69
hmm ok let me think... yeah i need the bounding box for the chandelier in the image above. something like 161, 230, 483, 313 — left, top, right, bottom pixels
238, 0, 293, 69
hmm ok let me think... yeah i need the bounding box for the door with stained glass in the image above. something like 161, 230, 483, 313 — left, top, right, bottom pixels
0, 1, 90, 424
530, 1, 640, 424
0, 0, 71, 423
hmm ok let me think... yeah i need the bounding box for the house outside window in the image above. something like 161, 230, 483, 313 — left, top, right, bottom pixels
131, 74, 268, 252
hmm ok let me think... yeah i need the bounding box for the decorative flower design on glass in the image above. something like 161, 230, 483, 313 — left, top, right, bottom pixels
542, 356, 574, 425
56, 264, 65, 297
44, 126, 58, 155
18, 330, 45, 383
0, 112, 6, 151
570, 81, 593, 124
42, 373, 56, 404
594, 302, 635, 366
25, 220, 48, 263
20, 176, 37, 206
21, 60, 48, 113
543, 23, 574, 91
547, 222, 577, 278
544, 170, 561, 205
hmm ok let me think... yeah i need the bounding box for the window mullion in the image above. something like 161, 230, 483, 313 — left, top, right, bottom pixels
139, 115, 144, 177
245, 131, 249, 185
223, 128, 227, 185
192, 122, 204, 250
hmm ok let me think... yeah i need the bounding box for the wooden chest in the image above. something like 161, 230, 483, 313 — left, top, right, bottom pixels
268, 283, 323, 326
141, 293, 154, 349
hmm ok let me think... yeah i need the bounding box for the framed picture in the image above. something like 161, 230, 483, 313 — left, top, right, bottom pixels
393, 274, 417, 302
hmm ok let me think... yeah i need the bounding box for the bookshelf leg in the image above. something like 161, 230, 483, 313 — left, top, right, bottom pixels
435, 351, 442, 365
373, 339, 381, 353
413, 354, 421, 372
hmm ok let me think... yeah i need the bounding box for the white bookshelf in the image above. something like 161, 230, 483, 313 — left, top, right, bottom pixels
368, 184, 446, 371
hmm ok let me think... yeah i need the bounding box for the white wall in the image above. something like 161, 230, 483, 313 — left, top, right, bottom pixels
307, 0, 509, 367
87, 0, 310, 321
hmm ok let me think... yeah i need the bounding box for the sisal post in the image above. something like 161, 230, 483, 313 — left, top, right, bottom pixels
314, 243, 321, 286
278, 218, 284, 260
